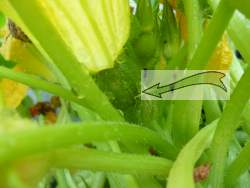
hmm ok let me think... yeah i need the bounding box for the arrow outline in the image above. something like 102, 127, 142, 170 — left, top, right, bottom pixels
142, 71, 227, 98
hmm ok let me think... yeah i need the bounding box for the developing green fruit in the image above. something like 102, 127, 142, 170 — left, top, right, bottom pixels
134, 33, 157, 58
136, 0, 155, 33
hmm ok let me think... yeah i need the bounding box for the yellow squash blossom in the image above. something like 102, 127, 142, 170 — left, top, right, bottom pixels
207, 34, 233, 70
0, 66, 28, 109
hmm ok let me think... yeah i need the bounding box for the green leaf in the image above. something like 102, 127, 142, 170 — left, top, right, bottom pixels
167, 120, 218, 188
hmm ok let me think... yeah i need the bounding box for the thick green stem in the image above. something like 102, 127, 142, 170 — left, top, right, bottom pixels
183, 0, 202, 61
187, 0, 235, 69
170, 0, 203, 147
209, 66, 250, 188
0, 122, 177, 163
207, 2, 250, 187
171, 0, 234, 147
203, 100, 221, 124
171, 99, 202, 147
209, 0, 250, 64
50, 148, 173, 177
225, 141, 250, 187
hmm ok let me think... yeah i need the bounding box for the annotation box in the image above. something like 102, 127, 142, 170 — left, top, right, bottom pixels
141, 70, 230, 100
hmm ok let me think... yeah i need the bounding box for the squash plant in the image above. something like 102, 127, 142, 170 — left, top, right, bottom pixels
0, 0, 250, 188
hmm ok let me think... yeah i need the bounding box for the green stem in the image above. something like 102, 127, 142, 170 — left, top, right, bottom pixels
170, 0, 202, 147
203, 99, 221, 124
183, 0, 202, 62
0, 122, 177, 163
187, 0, 235, 69
50, 148, 173, 177
0, 66, 83, 105
209, 0, 250, 64
171, 0, 235, 147
171, 100, 202, 147
225, 141, 250, 187
207, 3, 250, 186
209, 66, 250, 188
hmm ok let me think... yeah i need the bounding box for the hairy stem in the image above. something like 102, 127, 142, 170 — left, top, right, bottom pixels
0, 121, 177, 163
170, 0, 203, 147
50, 148, 173, 177
209, 66, 250, 188
183, 0, 202, 61
187, 0, 235, 69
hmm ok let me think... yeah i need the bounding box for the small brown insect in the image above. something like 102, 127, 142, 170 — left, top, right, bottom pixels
148, 146, 159, 156
84, 143, 95, 148
44, 111, 57, 124
29, 96, 61, 124
8, 19, 31, 42
194, 163, 211, 182
50, 96, 61, 109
